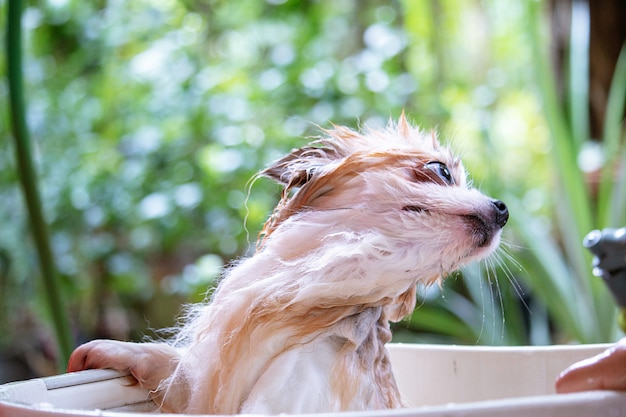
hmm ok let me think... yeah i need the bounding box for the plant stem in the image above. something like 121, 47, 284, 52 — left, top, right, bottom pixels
597, 44, 626, 228
6, 0, 73, 370
525, 0, 615, 341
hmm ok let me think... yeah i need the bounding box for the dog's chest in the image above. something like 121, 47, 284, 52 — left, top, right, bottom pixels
241, 337, 340, 413
240, 309, 400, 414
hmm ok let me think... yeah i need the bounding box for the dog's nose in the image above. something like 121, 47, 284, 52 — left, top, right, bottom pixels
491, 199, 509, 228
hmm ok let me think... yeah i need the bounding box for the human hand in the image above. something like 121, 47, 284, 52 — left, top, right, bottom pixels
556, 338, 626, 393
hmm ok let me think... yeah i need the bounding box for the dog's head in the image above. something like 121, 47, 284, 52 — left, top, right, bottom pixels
259, 114, 508, 285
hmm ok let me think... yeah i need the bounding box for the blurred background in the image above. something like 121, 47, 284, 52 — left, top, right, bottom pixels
1, 0, 625, 382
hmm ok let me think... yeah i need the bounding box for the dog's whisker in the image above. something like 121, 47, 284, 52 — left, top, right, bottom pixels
493, 248, 531, 314
481, 258, 495, 345
489, 257, 507, 343
471, 265, 488, 345
498, 242, 527, 276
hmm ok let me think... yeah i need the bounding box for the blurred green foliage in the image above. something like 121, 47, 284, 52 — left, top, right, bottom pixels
1, 0, 624, 375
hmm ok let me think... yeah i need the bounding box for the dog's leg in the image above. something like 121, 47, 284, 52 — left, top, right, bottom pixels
68, 340, 179, 393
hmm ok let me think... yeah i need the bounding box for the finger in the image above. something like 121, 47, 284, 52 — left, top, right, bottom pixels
67, 344, 91, 372
556, 343, 626, 393
67, 340, 118, 372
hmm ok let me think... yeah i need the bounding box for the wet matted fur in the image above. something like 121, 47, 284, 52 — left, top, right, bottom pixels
68, 114, 508, 414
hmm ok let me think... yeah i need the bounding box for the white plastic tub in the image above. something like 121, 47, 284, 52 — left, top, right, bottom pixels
1, 343, 625, 417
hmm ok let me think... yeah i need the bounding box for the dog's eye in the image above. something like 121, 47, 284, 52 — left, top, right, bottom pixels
425, 161, 454, 185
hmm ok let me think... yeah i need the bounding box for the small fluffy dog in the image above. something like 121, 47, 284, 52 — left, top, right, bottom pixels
68, 114, 508, 414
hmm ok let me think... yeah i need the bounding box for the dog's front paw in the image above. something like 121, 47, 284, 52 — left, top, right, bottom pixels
68, 340, 179, 390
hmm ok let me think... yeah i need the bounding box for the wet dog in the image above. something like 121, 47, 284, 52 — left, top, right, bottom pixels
68, 114, 508, 414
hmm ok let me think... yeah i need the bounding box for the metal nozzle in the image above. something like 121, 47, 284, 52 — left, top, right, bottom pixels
584, 227, 626, 308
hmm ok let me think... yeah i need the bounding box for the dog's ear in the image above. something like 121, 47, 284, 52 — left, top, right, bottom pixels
398, 110, 440, 149
257, 144, 342, 247
260, 144, 340, 190
397, 110, 411, 139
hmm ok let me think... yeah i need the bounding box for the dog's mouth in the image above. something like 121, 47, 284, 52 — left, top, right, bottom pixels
402, 202, 508, 248
460, 200, 509, 247
463, 214, 493, 247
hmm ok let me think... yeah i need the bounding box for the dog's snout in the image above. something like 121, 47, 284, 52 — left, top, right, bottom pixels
491, 199, 509, 228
